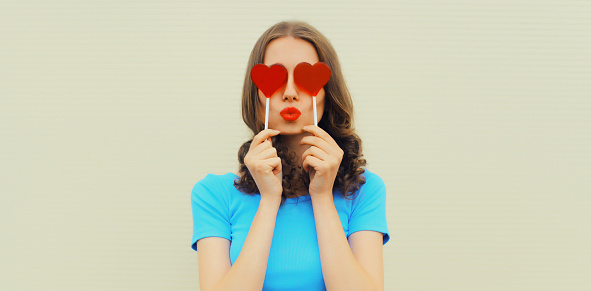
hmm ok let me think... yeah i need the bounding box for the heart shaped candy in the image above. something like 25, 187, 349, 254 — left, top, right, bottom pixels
294, 62, 331, 96
250, 64, 288, 98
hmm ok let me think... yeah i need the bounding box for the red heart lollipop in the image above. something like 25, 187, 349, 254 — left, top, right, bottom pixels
294, 62, 331, 96
250, 64, 288, 97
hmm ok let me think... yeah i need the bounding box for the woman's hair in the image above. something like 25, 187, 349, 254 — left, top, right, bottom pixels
234, 20, 366, 205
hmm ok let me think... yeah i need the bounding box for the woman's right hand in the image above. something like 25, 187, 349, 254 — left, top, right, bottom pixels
244, 129, 283, 202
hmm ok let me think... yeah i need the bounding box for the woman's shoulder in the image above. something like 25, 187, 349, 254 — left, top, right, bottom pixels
197, 172, 238, 185
346, 169, 387, 209
348, 169, 386, 202
191, 172, 239, 198
361, 169, 385, 187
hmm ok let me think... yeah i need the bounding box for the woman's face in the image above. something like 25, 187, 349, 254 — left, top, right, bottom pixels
260, 36, 325, 135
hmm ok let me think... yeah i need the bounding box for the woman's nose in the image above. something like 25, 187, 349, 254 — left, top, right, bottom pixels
283, 74, 298, 101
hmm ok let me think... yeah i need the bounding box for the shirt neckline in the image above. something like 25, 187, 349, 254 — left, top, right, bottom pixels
230, 173, 311, 204
284, 194, 311, 204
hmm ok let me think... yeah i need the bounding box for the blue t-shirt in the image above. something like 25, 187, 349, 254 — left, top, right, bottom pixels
190, 169, 390, 291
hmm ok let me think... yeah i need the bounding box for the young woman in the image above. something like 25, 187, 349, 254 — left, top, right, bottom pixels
191, 21, 390, 291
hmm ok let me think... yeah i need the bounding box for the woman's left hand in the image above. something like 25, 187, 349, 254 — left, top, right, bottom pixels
300, 125, 344, 198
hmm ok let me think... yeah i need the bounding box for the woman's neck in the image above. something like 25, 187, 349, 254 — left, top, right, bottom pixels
277, 132, 313, 198
280, 131, 313, 165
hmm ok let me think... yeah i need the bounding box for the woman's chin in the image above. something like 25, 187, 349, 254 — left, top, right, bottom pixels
272, 124, 305, 135
270, 118, 315, 135
276, 128, 304, 136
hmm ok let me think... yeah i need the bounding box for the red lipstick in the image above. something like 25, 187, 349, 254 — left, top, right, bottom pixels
280, 107, 301, 121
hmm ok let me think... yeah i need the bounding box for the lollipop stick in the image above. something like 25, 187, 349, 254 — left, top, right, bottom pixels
313, 96, 317, 126
264, 98, 270, 130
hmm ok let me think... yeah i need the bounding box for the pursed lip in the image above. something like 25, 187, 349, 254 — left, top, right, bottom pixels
280, 107, 301, 121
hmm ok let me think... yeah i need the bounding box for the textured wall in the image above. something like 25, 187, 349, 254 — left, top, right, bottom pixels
1, 0, 590, 290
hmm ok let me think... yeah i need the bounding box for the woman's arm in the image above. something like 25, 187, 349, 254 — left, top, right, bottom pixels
300, 125, 384, 290
312, 195, 384, 291
197, 196, 281, 291
198, 128, 283, 290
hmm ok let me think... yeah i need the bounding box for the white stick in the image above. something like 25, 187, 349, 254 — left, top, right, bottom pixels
264, 98, 270, 130
313, 96, 317, 126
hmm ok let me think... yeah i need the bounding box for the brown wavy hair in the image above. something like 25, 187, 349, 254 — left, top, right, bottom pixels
234, 20, 366, 205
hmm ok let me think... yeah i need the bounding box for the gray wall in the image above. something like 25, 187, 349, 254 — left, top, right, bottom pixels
1, 0, 590, 290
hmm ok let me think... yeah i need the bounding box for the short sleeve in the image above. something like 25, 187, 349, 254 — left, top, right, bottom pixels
348, 172, 390, 245
191, 174, 232, 251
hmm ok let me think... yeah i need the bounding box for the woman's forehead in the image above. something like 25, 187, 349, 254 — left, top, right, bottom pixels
263, 37, 319, 69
